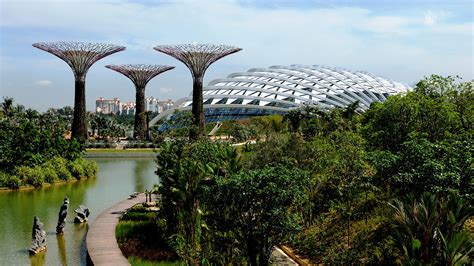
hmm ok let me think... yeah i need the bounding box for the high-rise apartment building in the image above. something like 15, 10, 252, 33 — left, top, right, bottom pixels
96, 97, 174, 115
95, 97, 120, 114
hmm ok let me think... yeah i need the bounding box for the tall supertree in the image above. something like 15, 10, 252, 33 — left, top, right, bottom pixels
153, 44, 241, 139
105, 64, 175, 140
32, 41, 125, 140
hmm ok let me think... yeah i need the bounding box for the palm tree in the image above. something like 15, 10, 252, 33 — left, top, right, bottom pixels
1, 97, 14, 118
389, 192, 473, 265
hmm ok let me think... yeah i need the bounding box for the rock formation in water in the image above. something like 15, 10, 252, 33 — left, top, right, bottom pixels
74, 205, 90, 223
29, 216, 47, 255
56, 197, 69, 234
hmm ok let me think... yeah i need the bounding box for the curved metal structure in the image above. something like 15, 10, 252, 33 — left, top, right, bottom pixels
33, 41, 125, 139
153, 43, 242, 139
150, 64, 410, 127
105, 64, 175, 139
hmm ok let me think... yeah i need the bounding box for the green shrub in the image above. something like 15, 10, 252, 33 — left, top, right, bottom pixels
15, 165, 44, 188
42, 163, 59, 183
1, 170, 25, 189
0, 171, 6, 187
4, 175, 22, 189
50, 157, 72, 181
116, 220, 137, 240
81, 159, 98, 178
121, 206, 159, 221
68, 158, 97, 179
69, 159, 85, 179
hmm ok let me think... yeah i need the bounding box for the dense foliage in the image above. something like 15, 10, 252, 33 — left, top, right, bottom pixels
151, 75, 473, 265
0, 98, 97, 188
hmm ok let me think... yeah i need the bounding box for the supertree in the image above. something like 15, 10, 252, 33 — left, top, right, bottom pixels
32, 41, 125, 140
153, 44, 241, 139
105, 64, 175, 140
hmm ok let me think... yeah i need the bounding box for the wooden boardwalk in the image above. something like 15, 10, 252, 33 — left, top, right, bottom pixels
86, 194, 145, 266
86, 193, 298, 265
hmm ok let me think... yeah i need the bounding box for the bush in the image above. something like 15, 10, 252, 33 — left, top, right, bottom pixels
15, 165, 44, 188
50, 157, 72, 181
81, 159, 98, 178
0, 171, 6, 187
69, 159, 85, 179
204, 165, 309, 264
121, 205, 159, 221
4, 175, 22, 189
42, 163, 59, 183
0, 171, 14, 188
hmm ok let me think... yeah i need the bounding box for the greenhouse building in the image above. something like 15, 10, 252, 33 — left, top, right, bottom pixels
149, 64, 410, 127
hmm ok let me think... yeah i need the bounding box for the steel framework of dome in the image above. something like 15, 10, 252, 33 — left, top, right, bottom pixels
149, 64, 410, 127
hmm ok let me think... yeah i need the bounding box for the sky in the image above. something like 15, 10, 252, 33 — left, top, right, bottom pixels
0, 0, 473, 111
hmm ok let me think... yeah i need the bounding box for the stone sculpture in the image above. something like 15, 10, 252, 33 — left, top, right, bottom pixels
56, 197, 69, 234
29, 216, 47, 255
74, 205, 90, 223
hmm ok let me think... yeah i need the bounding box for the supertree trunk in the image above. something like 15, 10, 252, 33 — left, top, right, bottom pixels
72, 77, 87, 140
191, 76, 205, 139
134, 85, 146, 139
32, 41, 126, 141
105, 64, 174, 140
153, 44, 241, 141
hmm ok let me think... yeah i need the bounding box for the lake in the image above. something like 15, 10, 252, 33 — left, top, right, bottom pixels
0, 157, 158, 265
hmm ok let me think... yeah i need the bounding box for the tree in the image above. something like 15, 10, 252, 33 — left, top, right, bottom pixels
389, 192, 473, 265
0, 99, 84, 173
155, 140, 238, 263
204, 165, 308, 265
362, 75, 472, 152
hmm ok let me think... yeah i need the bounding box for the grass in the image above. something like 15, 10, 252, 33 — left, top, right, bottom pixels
116, 204, 179, 262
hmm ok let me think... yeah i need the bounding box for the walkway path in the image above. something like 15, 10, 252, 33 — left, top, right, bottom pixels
87, 193, 297, 265
86, 194, 145, 266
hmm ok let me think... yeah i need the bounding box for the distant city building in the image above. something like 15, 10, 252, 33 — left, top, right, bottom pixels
158, 99, 174, 113
96, 97, 174, 115
95, 97, 120, 114
121, 101, 136, 115
145, 97, 175, 113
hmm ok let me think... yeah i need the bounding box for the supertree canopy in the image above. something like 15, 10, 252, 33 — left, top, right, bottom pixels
105, 64, 175, 139
153, 44, 241, 139
33, 41, 125, 140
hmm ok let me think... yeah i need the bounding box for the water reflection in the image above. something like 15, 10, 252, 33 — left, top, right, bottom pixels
133, 159, 153, 192
0, 157, 157, 265
56, 234, 67, 265
30, 251, 45, 266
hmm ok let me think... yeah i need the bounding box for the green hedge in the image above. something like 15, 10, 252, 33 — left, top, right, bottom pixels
0, 156, 97, 189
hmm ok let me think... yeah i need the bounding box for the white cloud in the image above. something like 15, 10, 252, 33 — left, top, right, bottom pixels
423, 10, 451, 26
35, 80, 52, 86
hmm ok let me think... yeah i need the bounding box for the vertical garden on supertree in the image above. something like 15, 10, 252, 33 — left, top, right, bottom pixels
153, 44, 241, 139
105, 64, 175, 139
33, 41, 125, 140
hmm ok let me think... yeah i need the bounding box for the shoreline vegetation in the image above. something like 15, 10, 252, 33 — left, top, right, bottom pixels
0, 98, 98, 190
0, 175, 85, 192
0, 157, 97, 190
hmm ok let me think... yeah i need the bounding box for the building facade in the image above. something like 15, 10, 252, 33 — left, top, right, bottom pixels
96, 97, 174, 115
95, 97, 121, 114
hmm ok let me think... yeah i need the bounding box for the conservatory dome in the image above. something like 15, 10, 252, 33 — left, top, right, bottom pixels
149, 64, 410, 126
